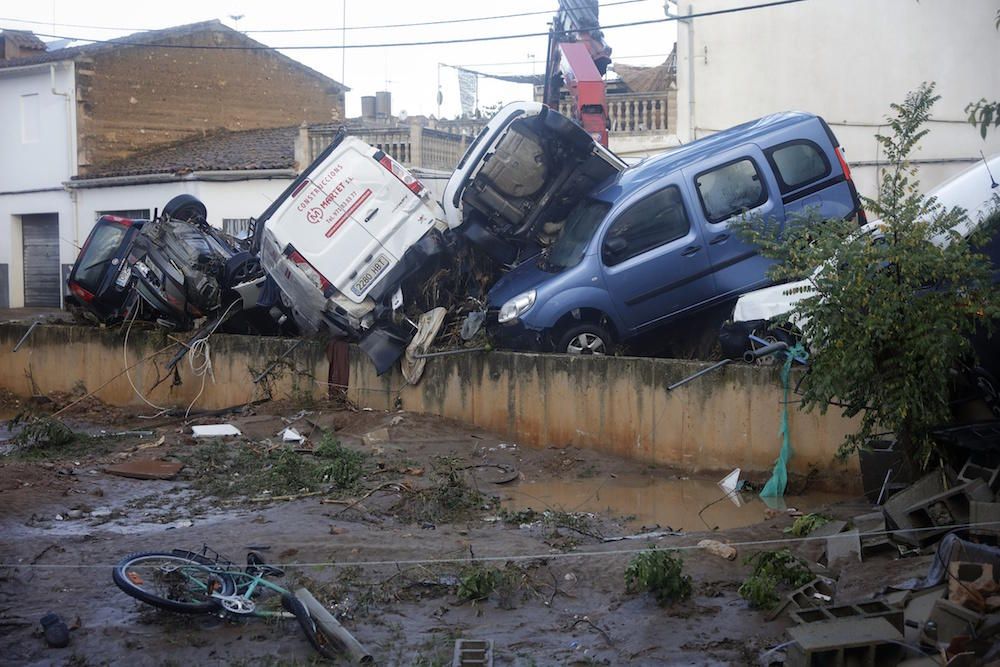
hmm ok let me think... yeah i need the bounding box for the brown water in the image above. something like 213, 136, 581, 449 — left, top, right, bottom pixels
501, 473, 853, 531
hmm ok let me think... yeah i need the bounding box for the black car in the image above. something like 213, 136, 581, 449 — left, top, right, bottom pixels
66, 214, 146, 324
129, 195, 262, 330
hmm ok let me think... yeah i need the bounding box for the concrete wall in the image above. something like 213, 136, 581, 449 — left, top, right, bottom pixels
675, 0, 1000, 200
346, 347, 859, 479
0, 324, 328, 411
0, 324, 859, 481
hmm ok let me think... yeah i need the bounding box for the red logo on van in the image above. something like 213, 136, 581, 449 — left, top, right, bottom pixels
307, 208, 323, 224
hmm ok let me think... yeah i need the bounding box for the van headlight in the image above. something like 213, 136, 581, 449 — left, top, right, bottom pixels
498, 290, 536, 324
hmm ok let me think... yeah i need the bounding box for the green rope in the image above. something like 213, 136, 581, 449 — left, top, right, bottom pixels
760, 344, 807, 498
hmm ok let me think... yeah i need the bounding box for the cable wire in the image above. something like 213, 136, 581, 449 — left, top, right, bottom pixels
0, 0, 651, 35
3, 0, 810, 52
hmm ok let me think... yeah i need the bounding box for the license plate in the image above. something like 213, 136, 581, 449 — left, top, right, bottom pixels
351, 254, 390, 297
114, 263, 132, 288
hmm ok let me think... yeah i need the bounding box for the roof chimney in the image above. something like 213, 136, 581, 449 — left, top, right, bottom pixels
0, 30, 47, 61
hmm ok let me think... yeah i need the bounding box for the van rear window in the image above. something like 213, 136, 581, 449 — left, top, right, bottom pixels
695, 159, 767, 224
767, 141, 831, 193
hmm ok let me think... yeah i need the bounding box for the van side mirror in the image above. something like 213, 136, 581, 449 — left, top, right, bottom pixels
605, 236, 628, 256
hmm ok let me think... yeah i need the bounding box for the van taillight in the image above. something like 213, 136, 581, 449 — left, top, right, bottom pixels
373, 150, 426, 196
70, 282, 94, 303
835, 146, 853, 181
835, 146, 868, 224
285, 246, 335, 297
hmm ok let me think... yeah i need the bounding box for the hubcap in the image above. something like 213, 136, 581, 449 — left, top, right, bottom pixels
567, 332, 606, 355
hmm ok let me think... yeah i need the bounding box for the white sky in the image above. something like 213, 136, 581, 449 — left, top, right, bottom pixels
0, 0, 678, 119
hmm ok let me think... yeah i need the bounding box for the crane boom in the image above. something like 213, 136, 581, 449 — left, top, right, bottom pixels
542, 0, 612, 146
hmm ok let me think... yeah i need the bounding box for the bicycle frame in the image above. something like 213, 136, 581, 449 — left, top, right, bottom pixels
168, 546, 296, 619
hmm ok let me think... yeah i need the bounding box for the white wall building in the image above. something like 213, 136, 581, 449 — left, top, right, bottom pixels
673, 0, 1000, 200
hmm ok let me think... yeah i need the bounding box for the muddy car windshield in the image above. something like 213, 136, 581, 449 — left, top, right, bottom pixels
546, 199, 611, 270
75, 221, 128, 291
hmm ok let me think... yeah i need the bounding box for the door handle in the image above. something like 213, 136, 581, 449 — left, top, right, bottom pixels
680, 245, 702, 257
709, 233, 729, 245
364, 208, 379, 223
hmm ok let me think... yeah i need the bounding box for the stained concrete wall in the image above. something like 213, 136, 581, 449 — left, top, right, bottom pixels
0, 324, 327, 411
0, 323, 859, 481
347, 347, 860, 480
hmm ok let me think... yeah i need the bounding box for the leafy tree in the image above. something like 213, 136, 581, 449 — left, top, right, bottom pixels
734, 83, 1000, 464
965, 8, 1000, 137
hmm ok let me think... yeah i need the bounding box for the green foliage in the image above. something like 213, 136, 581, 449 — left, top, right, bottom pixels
624, 548, 692, 606
314, 433, 364, 489
784, 513, 831, 536
966, 99, 1000, 139
457, 564, 500, 601
184, 435, 366, 498
732, 83, 1000, 463
739, 548, 813, 609
12, 415, 78, 450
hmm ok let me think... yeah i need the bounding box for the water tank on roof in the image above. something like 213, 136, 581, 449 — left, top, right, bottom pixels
361, 96, 376, 121
375, 91, 391, 120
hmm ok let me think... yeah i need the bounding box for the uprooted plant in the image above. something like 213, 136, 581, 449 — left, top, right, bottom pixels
624, 548, 692, 606
738, 548, 813, 609
183, 432, 366, 499
391, 457, 497, 524
784, 513, 831, 537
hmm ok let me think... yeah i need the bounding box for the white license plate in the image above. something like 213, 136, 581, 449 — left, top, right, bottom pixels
351, 254, 390, 297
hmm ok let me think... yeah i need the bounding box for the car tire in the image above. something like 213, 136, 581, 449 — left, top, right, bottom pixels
558, 323, 614, 356
162, 194, 208, 222
749, 325, 796, 365
223, 252, 262, 288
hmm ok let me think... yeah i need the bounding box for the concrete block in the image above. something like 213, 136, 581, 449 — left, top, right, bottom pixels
883, 473, 946, 546
786, 617, 903, 667
788, 577, 836, 609
957, 458, 1000, 493
825, 529, 861, 569
902, 585, 946, 644
947, 561, 998, 611
452, 638, 493, 667
970, 500, 1000, 538
901, 480, 991, 544
789, 599, 903, 633
919, 598, 983, 646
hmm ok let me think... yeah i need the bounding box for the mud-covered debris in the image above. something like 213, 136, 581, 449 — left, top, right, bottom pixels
105, 459, 184, 480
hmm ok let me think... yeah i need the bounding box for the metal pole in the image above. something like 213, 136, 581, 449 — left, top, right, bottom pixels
666, 358, 731, 391
13, 320, 40, 352
412, 346, 490, 360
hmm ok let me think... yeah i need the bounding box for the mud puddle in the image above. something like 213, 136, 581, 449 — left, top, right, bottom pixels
502, 473, 850, 531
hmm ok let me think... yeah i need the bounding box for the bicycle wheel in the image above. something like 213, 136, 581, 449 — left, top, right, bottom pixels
281, 594, 339, 659
113, 552, 236, 614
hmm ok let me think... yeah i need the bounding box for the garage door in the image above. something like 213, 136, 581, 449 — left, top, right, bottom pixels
22, 213, 61, 308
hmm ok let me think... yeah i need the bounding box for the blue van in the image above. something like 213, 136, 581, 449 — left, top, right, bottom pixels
470, 110, 864, 354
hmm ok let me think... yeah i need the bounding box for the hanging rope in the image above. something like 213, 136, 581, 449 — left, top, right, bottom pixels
760, 343, 808, 498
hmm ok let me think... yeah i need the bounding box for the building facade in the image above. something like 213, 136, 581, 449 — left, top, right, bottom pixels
673, 0, 1000, 199
0, 21, 346, 308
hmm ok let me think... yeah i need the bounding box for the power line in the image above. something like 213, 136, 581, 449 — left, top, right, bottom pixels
0, 0, 650, 36
463, 52, 672, 68
1, 0, 810, 52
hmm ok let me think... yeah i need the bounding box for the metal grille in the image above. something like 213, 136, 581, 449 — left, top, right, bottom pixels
223, 218, 253, 238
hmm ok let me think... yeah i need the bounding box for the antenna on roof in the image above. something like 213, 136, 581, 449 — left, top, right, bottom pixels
981, 150, 998, 190
229, 14, 245, 31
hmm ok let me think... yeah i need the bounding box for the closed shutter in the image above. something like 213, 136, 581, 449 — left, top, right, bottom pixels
22, 214, 60, 308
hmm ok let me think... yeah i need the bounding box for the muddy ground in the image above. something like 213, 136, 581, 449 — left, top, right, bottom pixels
0, 395, 916, 666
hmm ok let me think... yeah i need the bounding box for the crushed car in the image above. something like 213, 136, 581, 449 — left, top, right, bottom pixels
66, 214, 146, 325
444, 104, 864, 354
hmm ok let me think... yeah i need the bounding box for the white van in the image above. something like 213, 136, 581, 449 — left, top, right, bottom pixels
255, 130, 450, 372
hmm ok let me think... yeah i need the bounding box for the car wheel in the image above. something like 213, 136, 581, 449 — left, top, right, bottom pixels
559, 323, 614, 356
162, 194, 207, 223
223, 252, 262, 288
